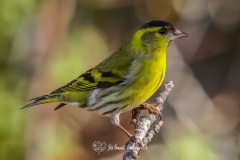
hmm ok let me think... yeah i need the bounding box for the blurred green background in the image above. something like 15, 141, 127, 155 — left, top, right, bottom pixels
0, 0, 240, 159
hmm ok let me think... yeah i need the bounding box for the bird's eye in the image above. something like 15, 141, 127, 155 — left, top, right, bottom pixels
158, 28, 167, 34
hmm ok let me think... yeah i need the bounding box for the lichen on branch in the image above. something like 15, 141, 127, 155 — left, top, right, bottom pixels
123, 81, 174, 160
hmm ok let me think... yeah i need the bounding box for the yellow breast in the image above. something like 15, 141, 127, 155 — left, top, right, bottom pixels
127, 52, 166, 105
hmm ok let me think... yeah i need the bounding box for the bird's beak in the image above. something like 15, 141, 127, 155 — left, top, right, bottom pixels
169, 29, 189, 41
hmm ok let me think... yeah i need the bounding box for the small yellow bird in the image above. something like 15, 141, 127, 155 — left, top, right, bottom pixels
21, 20, 188, 139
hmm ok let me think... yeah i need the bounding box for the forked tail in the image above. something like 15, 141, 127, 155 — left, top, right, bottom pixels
20, 94, 61, 109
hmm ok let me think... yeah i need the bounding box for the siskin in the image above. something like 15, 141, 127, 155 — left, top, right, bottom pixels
21, 20, 188, 139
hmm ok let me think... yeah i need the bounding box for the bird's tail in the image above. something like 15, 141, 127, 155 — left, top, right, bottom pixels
20, 94, 61, 109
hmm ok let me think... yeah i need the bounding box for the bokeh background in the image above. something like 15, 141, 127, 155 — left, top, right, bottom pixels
1, 0, 240, 159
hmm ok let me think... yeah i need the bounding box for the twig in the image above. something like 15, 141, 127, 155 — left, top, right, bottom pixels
123, 81, 174, 160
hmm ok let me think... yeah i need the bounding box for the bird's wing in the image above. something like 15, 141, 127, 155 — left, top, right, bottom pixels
51, 68, 125, 93
51, 46, 134, 94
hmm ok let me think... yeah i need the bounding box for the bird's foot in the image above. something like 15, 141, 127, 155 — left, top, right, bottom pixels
139, 103, 162, 120
130, 103, 162, 127
125, 136, 141, 149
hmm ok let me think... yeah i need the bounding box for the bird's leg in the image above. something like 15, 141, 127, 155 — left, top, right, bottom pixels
110, 114, 136, 142
116, 124, 133, 139
139, 103, 162, 120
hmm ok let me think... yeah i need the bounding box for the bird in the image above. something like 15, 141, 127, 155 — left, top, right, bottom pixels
21, 20, 188, 140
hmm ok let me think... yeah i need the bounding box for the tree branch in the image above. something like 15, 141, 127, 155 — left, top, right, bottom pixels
123, 81, 174, 160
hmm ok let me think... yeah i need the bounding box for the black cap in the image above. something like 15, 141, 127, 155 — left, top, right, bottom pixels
140, 20, 173, 29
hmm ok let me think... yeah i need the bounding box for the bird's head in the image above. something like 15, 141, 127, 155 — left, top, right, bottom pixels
130, 20, 188, 51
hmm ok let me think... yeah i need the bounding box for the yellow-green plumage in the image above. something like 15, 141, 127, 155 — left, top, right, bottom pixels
21, 20, 188, 137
